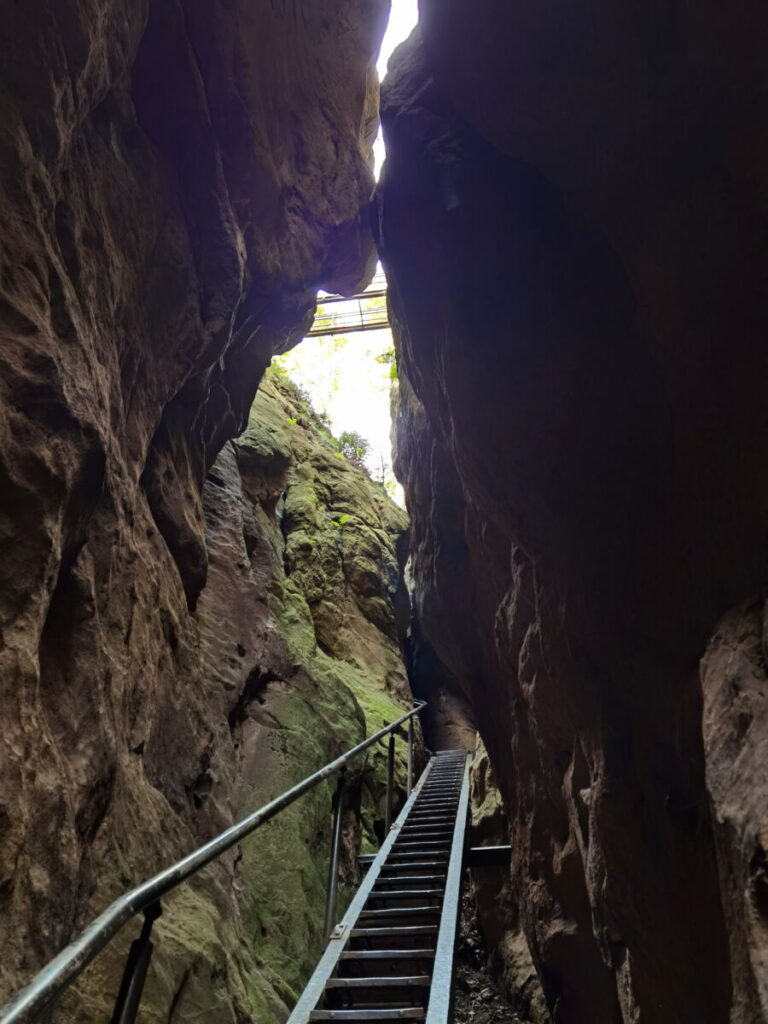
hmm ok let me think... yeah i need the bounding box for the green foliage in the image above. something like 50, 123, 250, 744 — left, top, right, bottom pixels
374, 348, 398, 381
265, 364, 336, 442
338, 430, 371, 472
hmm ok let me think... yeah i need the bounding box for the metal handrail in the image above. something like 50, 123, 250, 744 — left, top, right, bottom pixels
0, 700, 426, 1024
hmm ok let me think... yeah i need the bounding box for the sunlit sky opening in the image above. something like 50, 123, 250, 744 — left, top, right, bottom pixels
274, 1, 419, 504
373, 0, 419, 176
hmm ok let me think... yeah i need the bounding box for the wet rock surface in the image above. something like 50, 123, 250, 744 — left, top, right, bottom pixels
379, 9, 768, 1022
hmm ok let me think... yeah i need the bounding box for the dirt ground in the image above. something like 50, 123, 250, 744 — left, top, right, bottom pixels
453, 894, 532, 1024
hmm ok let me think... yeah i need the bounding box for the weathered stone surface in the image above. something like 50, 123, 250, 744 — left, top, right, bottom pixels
0, 3, 399, 1019
5, 361, 412, 1021
379, 11, 768, 1020
469, 742, 548, 1024
702, 601, 768, 1023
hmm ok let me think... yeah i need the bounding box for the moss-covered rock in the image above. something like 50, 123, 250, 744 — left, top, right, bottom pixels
171, 368, 416, 1021
50, 371, 415, 1023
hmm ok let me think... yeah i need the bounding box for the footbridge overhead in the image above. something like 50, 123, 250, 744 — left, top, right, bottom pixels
308, 269, 390, 337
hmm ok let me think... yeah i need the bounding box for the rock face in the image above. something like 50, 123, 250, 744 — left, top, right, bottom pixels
468, 742, 548, 1024
379, 10, 768, 1023
0, 3, 406, 1019
702, 602, 768, 1023
5, 359, 411, 1021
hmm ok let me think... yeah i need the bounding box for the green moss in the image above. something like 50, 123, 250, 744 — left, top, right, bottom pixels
206, 361, 413, 1018
240, 388, 293, 464
284, 471, 320, 526
236, 678, 366, 1000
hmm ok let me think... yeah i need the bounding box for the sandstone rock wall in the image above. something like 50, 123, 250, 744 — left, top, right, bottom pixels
379, 11, 768, 1022
468, 742, 548, 1024
0, 3, 408, 1020
6, 360, 412, 1021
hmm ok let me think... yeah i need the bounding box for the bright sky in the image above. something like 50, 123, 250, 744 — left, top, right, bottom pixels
275, 0, 419, 504
373, 0, 419, 174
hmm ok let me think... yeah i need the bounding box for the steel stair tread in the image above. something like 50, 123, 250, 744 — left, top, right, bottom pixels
349, 925, 439, 938
325, 977, 430, 989
309, 1011, 426, 1021
387, 851, 448, 860
358, 907, 441, 919
374, 875, 444, 885
369, 888, 444, 897
392, 844, 450, 852
397, 830, 453, 838
339, 950, 435, 961
380, 861, 447, 870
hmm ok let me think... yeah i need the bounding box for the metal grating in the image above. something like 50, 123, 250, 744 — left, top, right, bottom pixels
307, 270, 390, 337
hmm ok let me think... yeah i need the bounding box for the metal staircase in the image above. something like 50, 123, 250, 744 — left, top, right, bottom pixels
0, 705, 427, 1024
0, 702, 479, 1024
287, 750, 472, 1024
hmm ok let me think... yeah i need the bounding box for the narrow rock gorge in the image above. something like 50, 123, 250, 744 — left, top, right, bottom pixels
1, 2, 768, 1024
379, 8, 768, 1023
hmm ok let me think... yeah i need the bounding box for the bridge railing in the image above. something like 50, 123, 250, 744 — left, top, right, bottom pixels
0, 700, 426, 1024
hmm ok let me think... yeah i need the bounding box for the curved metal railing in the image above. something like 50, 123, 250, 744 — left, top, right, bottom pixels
0, 700, 426, 1024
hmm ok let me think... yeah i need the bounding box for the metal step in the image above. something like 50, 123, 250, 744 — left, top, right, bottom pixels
326, 977, 430, 991
402, 811, 455, 818
349, 925, 439, 940
391, 842, 451, 852
374, 875, 444, 886
393, 831, 454, 839
393, 836, 451, 845
367, 889, 444, 900
358, 907, 441, 920
380, 864, 448, 872
340, 950, 435, 962
397, 829, 453, 838
404, 815, 453, 823
310, 1011, 426, 1021
385, 853, 449, 863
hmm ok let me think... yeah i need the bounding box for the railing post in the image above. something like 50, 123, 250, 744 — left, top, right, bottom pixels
323, 768, 346, 942
110, 901, 162, 1024
384, 733, 396, 834
407, 712, 415, 796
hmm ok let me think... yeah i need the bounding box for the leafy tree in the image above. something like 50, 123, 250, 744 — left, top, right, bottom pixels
338, 430, 371, 471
